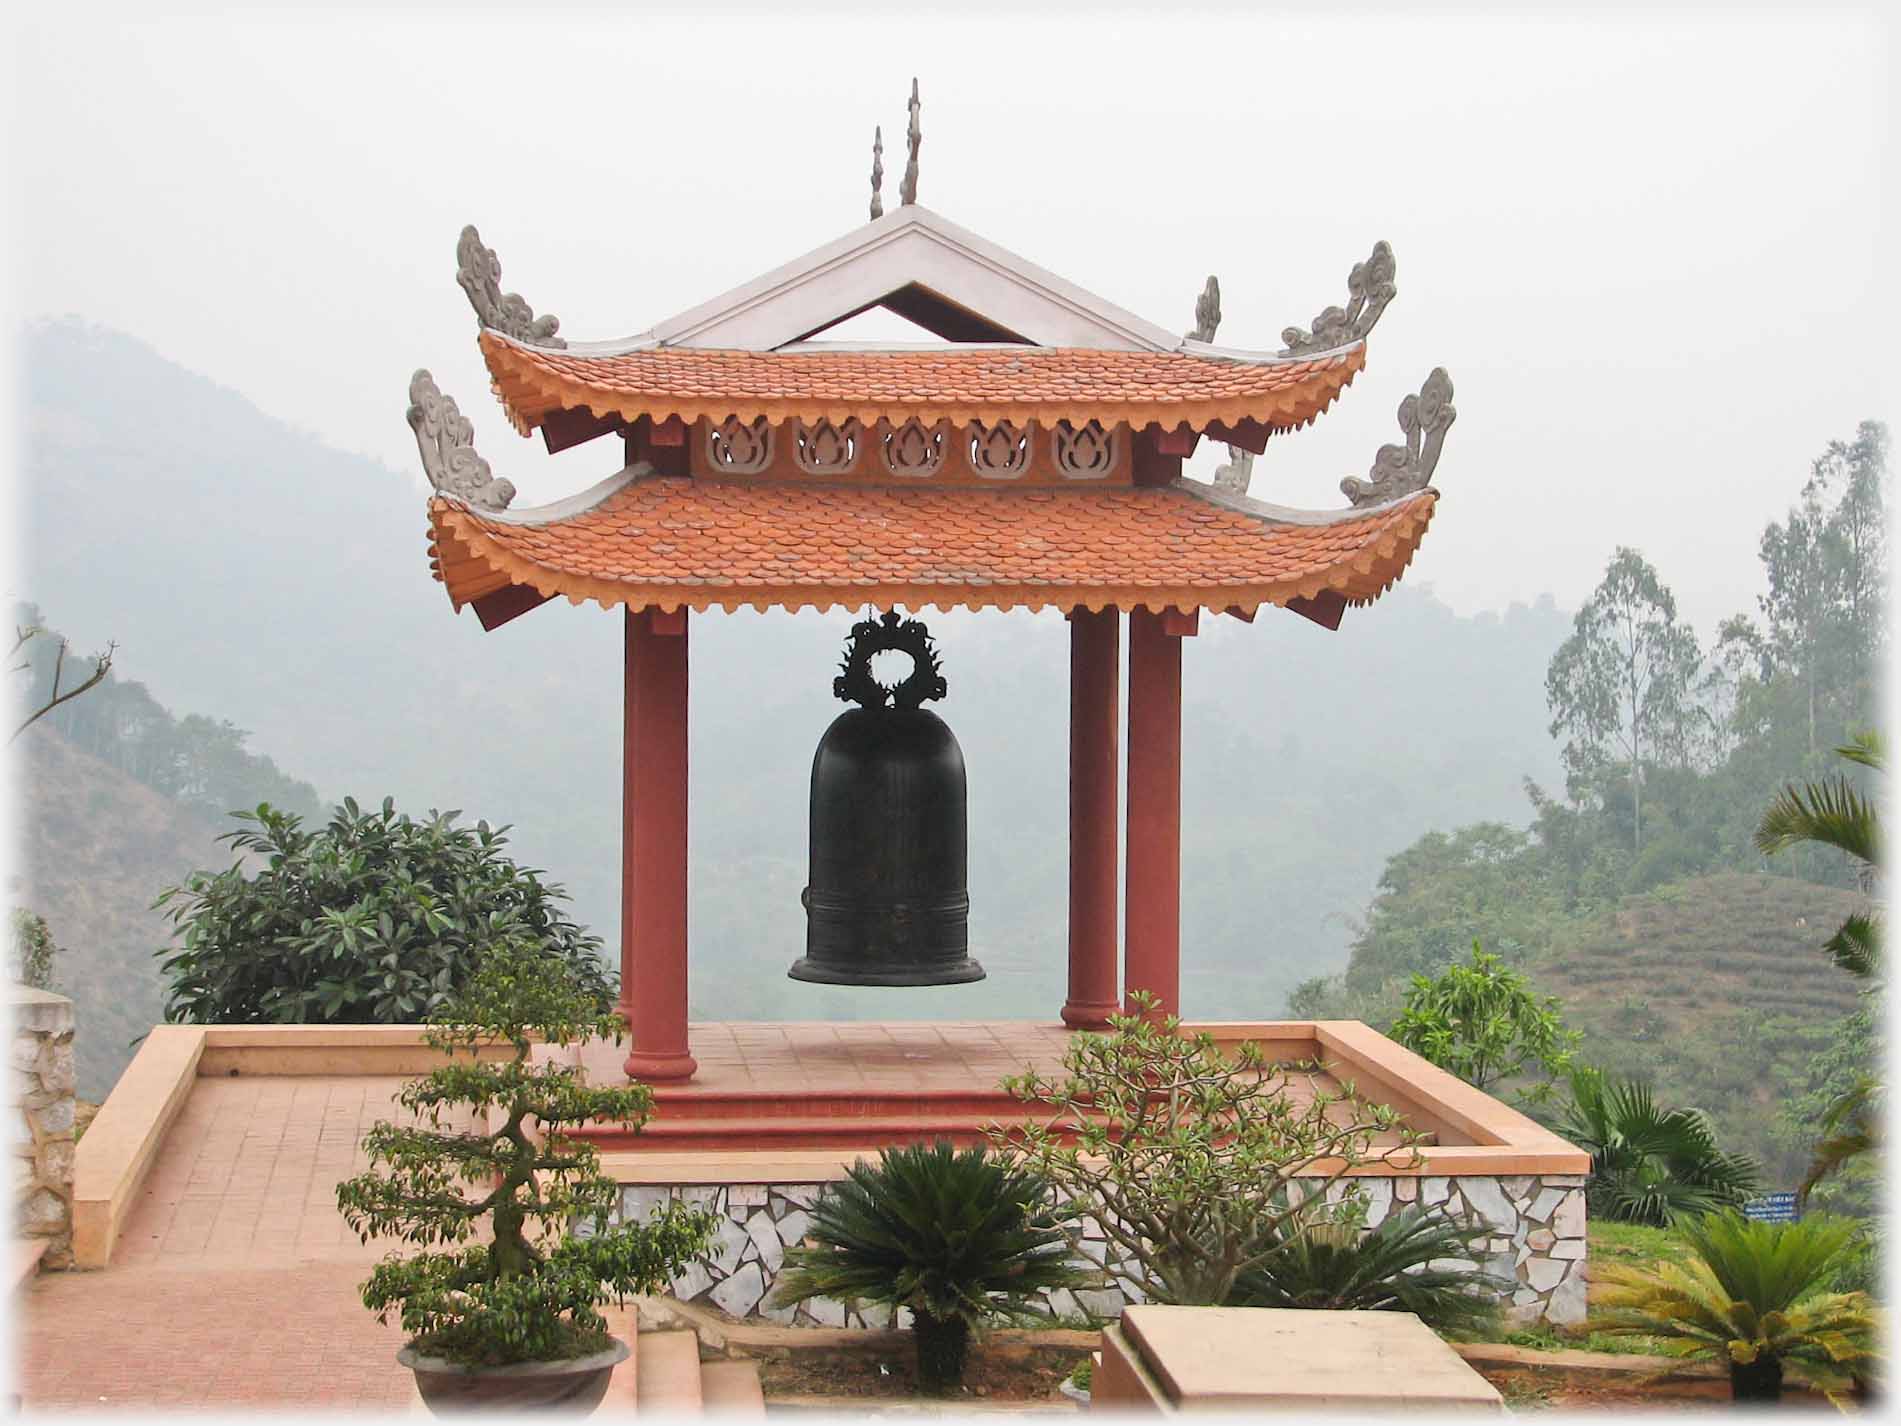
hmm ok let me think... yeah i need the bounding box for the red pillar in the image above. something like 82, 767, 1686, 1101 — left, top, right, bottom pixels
621, 606, 697, 1081
1063, 607, 1121, 1028
1124, 606, 1194, 1018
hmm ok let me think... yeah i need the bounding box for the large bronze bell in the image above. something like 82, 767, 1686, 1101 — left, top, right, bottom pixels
791, 611, 982, 986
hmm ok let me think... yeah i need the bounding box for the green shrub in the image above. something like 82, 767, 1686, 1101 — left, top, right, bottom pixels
1590, 1210, 1879, 1401
770, 1141, 1086, 1394
8, 909, 60, 992
1558, 1068, 1759, 1225
157, 797, 611, 1025
335, 937, 714, 1367
1228, 1202, 1505, 1335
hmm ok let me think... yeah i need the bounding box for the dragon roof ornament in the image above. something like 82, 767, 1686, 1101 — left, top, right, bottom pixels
456, 225, 565, 349
1280, 240, 1396, 356
1185, 274, 1256, 495
407, 370, 517, 512
1342, 368, 1454, 508
1185, 275, 1221, 344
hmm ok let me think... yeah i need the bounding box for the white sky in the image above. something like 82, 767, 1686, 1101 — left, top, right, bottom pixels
4, 5, 1896, 637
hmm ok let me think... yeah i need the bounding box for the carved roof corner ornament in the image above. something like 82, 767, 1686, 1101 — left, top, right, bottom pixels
1185, 275, 1221, 343
898, 78, 921, 206
869, 126, 885, 221
407, 369, 517, 512
456, 225, 566, 349
1281, 240, 1396, 356
1212, 445, 1254, 496
1342, 367, 1454, 508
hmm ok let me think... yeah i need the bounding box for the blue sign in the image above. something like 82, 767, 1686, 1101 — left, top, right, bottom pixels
1744, 1192, 1799, 1223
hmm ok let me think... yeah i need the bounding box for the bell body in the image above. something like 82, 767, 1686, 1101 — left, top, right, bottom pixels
793, 706, 982, 985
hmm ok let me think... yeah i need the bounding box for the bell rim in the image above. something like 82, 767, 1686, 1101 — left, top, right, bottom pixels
786, 956, 987, 987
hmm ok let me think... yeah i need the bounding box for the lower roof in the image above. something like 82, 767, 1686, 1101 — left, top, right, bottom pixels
427, 468, 1436, 619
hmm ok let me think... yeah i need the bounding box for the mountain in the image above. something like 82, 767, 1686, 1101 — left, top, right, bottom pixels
17, 317, 1571, 1057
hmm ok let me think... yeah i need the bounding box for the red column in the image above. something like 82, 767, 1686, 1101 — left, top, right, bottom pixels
621, 606, 698, 1081
1124, 606, 1194, 1018
1063, 607, 1121, 1028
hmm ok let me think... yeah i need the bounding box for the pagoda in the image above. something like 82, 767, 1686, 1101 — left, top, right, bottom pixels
408, 94, 1454, 1084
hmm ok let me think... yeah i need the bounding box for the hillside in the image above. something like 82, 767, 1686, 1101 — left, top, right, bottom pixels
1525, 871, 1866, 1184
14, 725, 228, 1100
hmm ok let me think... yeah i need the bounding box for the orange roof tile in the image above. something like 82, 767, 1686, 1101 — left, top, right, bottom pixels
478, 332, 1365, 439
427, 475, 1436, 618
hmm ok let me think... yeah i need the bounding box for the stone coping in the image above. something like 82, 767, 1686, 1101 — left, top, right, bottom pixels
71, 1020, 1587, 1267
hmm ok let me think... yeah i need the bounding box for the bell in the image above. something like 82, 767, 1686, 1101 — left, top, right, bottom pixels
791, 612, 982, 986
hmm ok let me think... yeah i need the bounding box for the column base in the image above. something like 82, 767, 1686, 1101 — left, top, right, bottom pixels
1060, 1000, 1119, 1029
622, 1048, 699, 1082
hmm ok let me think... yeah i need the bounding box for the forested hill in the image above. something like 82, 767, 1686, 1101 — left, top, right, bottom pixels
19, 317, 1568, 1052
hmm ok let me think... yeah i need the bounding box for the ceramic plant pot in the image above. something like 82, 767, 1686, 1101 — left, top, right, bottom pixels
398, 1339, 630, 1415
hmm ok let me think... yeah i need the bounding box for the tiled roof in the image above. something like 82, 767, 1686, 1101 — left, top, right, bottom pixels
479, 331, 1365, 438
427, 474, 1436, 617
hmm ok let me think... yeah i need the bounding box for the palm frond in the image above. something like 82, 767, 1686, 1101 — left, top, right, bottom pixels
1834, 731, 1885, 772
1822, 912, 1881, 978
1753, 776, 1878, 866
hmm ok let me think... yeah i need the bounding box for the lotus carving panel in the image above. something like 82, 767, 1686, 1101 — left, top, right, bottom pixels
708, 416, 774, 474
882, 418, 947, 477
966, 421, 1030, 478
1053, 420, 1115, 479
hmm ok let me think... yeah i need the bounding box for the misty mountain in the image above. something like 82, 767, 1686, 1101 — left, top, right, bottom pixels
17, 317, 1568, 1039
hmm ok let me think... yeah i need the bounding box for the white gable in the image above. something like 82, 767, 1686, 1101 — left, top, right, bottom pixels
645, 206, 1184, 354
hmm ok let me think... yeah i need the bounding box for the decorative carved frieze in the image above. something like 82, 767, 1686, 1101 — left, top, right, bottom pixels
899, 78, 921, 206
1280, 241, 1396, 356
707, 416, 774, 474
965, 421, 1031, 478
456, 225, 565, 348
407, 370, 516, 511
1341, 368, 1455, 507
1186, 276, 1222, 343
796, 419, 862, 475
881, 417, 946, 477
1052, 420, 1115, 480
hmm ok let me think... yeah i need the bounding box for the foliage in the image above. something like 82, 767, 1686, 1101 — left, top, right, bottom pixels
12, 603, 317, 818
156, 797, 612, 1026
1545, 548, 1706, 849
992, 995, 1415, 1308
1755, 732, 1882, 979
1589, 1210, 1879, 1401
770, 1141, 1086, 1394
1389, 940, 1578, 1103
335, 937, 716, 1367
1228, 1202, 1504, 1335
1558, 1067, 1759, 1225
8, 909, 61, 992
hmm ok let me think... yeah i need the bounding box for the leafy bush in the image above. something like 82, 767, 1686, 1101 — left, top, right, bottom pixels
770, 1141, 1085, 1394
1389, 940, 1578, 1104
993, 994, 1416, 1307
8, 909, 60, 992
335, 937, 714, 1366
1228, 1202, 1505, 1335
1558, 1068, 1759, 1225
157, 798, 611, 1024
1590, 1210, 1879, 1401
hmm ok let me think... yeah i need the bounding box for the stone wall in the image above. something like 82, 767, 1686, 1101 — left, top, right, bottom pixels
608, 1170, 1587, 1330
10, 986, 76, 1270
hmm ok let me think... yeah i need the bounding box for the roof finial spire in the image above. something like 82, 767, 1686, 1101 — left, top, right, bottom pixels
899, 78, 921, 206
869, 126, 885, 221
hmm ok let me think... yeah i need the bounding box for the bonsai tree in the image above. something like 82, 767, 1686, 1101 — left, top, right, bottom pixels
1389, 940, 1579, 1106
770, 1140, 1087, 1395
993, 994, 1419, 1307
336, 936, 715, 1367
157, 797, 613, 1025
1229, 1200, 1506, 1336
1590, 1210, 1879, 1402
1558, 1067, 1759, 1225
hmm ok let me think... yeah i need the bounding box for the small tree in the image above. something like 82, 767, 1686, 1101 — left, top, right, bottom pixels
157, 797, 612, 1025
8, 910, 61, 992
992, 995, 1416, 1308
770, 1142, 1087, 1394
335, 937, 715, 1366
1389, 941, 1578, 1105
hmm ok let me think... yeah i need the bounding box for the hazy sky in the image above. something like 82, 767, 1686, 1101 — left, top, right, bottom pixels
5, 7, 1894, 637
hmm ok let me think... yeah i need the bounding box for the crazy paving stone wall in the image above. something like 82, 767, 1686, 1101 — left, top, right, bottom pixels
610, 1171, 1587, 1329
10, 987, 77, 1270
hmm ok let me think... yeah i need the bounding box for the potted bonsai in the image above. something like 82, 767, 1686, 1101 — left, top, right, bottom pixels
337, 935, 716, 1413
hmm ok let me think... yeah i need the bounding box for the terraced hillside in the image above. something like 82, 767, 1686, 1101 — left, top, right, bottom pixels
1529, 871, 1868, 1185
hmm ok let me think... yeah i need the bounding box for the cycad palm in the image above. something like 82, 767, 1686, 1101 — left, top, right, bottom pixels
1590, 1211, 1879, 1401
770, 1141, 1086, 1394
1559, 1068, 1758, 1225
